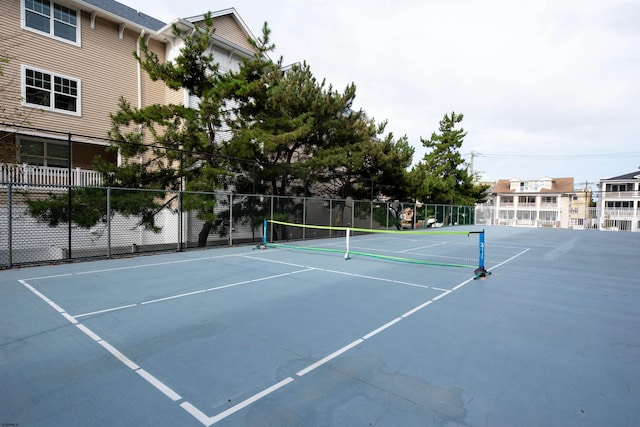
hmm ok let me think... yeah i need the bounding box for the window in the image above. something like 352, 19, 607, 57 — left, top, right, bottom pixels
608, 184, 627, 192
19, 138, 69, 167
23, 66, 80, 115
542, 196, 557, 204
23, 0, 80, 45
499, 196, 513, 206
606, 201, 632, 209
518, 196, 536, 204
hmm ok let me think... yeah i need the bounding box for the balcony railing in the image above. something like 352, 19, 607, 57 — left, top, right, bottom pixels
0, 163, 103, 187
602, 191, 640, 199
603, 208, 638, 218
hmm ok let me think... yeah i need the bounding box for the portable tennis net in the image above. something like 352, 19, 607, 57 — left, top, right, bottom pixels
261, 220, 488, 277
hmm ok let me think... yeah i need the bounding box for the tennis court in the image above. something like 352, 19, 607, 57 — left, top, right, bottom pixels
1, 226, 639, 426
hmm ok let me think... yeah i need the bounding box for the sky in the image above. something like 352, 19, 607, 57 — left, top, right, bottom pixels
116, 0, 640, 185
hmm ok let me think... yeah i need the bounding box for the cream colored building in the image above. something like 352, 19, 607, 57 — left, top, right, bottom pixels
490, 177, 575, 228
0, 0, 258, 185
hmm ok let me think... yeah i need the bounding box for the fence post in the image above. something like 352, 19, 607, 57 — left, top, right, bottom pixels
8, 183, 13, 267
229, 193, 233, 247
67, 133, 72, 259
107, 187, 111, 259
177, 190, 183, 251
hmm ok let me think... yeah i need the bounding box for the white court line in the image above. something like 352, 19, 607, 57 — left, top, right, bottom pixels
76, 324, 102, 341
137, 369, 182, 401
362, 317, 402, 340
488, 248, 530, 271
75, 253, 238, 275
21, 273, 73, 281
141, 289, 209, 305
401, 300, 433, 318
19, 280, 78, 324
432, 290, 452, 301
75, 304, 138, 318
206, 377, 295, 426
296, 339, 364, 377
97, 340, 140, 370
398, 242, 447, 253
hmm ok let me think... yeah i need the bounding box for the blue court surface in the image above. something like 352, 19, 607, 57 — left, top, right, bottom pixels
1, 226, 639, 426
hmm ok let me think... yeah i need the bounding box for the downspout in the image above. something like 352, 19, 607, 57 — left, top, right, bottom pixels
137, 30, 145, 109
136, 30, 145, 247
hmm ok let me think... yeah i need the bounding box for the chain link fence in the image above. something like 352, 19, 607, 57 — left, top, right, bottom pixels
0, 183, 475, 269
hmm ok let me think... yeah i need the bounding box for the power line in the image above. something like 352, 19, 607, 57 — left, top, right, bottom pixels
472, 152, 640, 160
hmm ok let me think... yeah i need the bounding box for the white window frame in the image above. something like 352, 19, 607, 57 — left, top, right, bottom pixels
22, 65, 81, 116
17, 136, 69, 167
21, 0, 81, 46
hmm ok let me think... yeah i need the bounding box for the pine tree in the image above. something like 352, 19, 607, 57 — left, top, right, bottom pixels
411, 112, 488, 209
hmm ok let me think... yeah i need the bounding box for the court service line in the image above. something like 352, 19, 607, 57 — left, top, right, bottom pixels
398, 242, 447, 253
18, 279, 184, 404
72, 267, 317, 317
243, 254, 433, 290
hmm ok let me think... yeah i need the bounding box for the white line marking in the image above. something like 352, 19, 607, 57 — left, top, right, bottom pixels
325, 269, 353, 276
181, 402, 211, 426
76, 266, 136, 274
401, 300, 434, 317
208, 377, 295, 425
76, 324, 102, 341
352, 273, 393, 282
399, 242, 447, 252
137, 369, 182, 401
141, 289, 209, 305
61, 312, 78, 324
296, 339, 364, 376
97, 340, 140, 370
432, 290, 452, 301
362, 318, 402, 339
20, 280, 77, 323
239, 255, 308, 269
76, 254, 239, 275
490, 248, 530, 270
21, 273, 73, 281
207, 280, 251, 291
391, 280, 431, 289
451, 277, 475, 291
431, 287, 450, 292
74, 304, 138, 318
250, 271, 301, 283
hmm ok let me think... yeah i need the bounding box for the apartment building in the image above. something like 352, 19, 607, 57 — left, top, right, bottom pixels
0, 0, 258, 186
596, 171, 640, 231
490, 177, 575, 228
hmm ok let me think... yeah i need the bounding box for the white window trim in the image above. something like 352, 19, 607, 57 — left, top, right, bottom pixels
21, 0, 82, 47
21, 64, 82, 117
16, 136, 70, 167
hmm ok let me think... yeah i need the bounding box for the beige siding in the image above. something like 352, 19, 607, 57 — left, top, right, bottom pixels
0, 0, 167, 141
210, 15, 257, 53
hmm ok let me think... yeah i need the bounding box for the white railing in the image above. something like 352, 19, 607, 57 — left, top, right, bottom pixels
0, 163, 103, 187
603, 208, 637, 218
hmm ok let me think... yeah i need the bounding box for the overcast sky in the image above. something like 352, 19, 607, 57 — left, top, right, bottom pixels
117, 0, 640, 184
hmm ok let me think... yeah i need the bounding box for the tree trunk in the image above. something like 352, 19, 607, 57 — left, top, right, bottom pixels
198, 221, 213, 247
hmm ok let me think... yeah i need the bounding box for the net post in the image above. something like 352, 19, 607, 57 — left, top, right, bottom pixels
474, 229, 490, 279
263, 219, 267, 245
344, 227, 351, 260
255, 219, 268, 250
